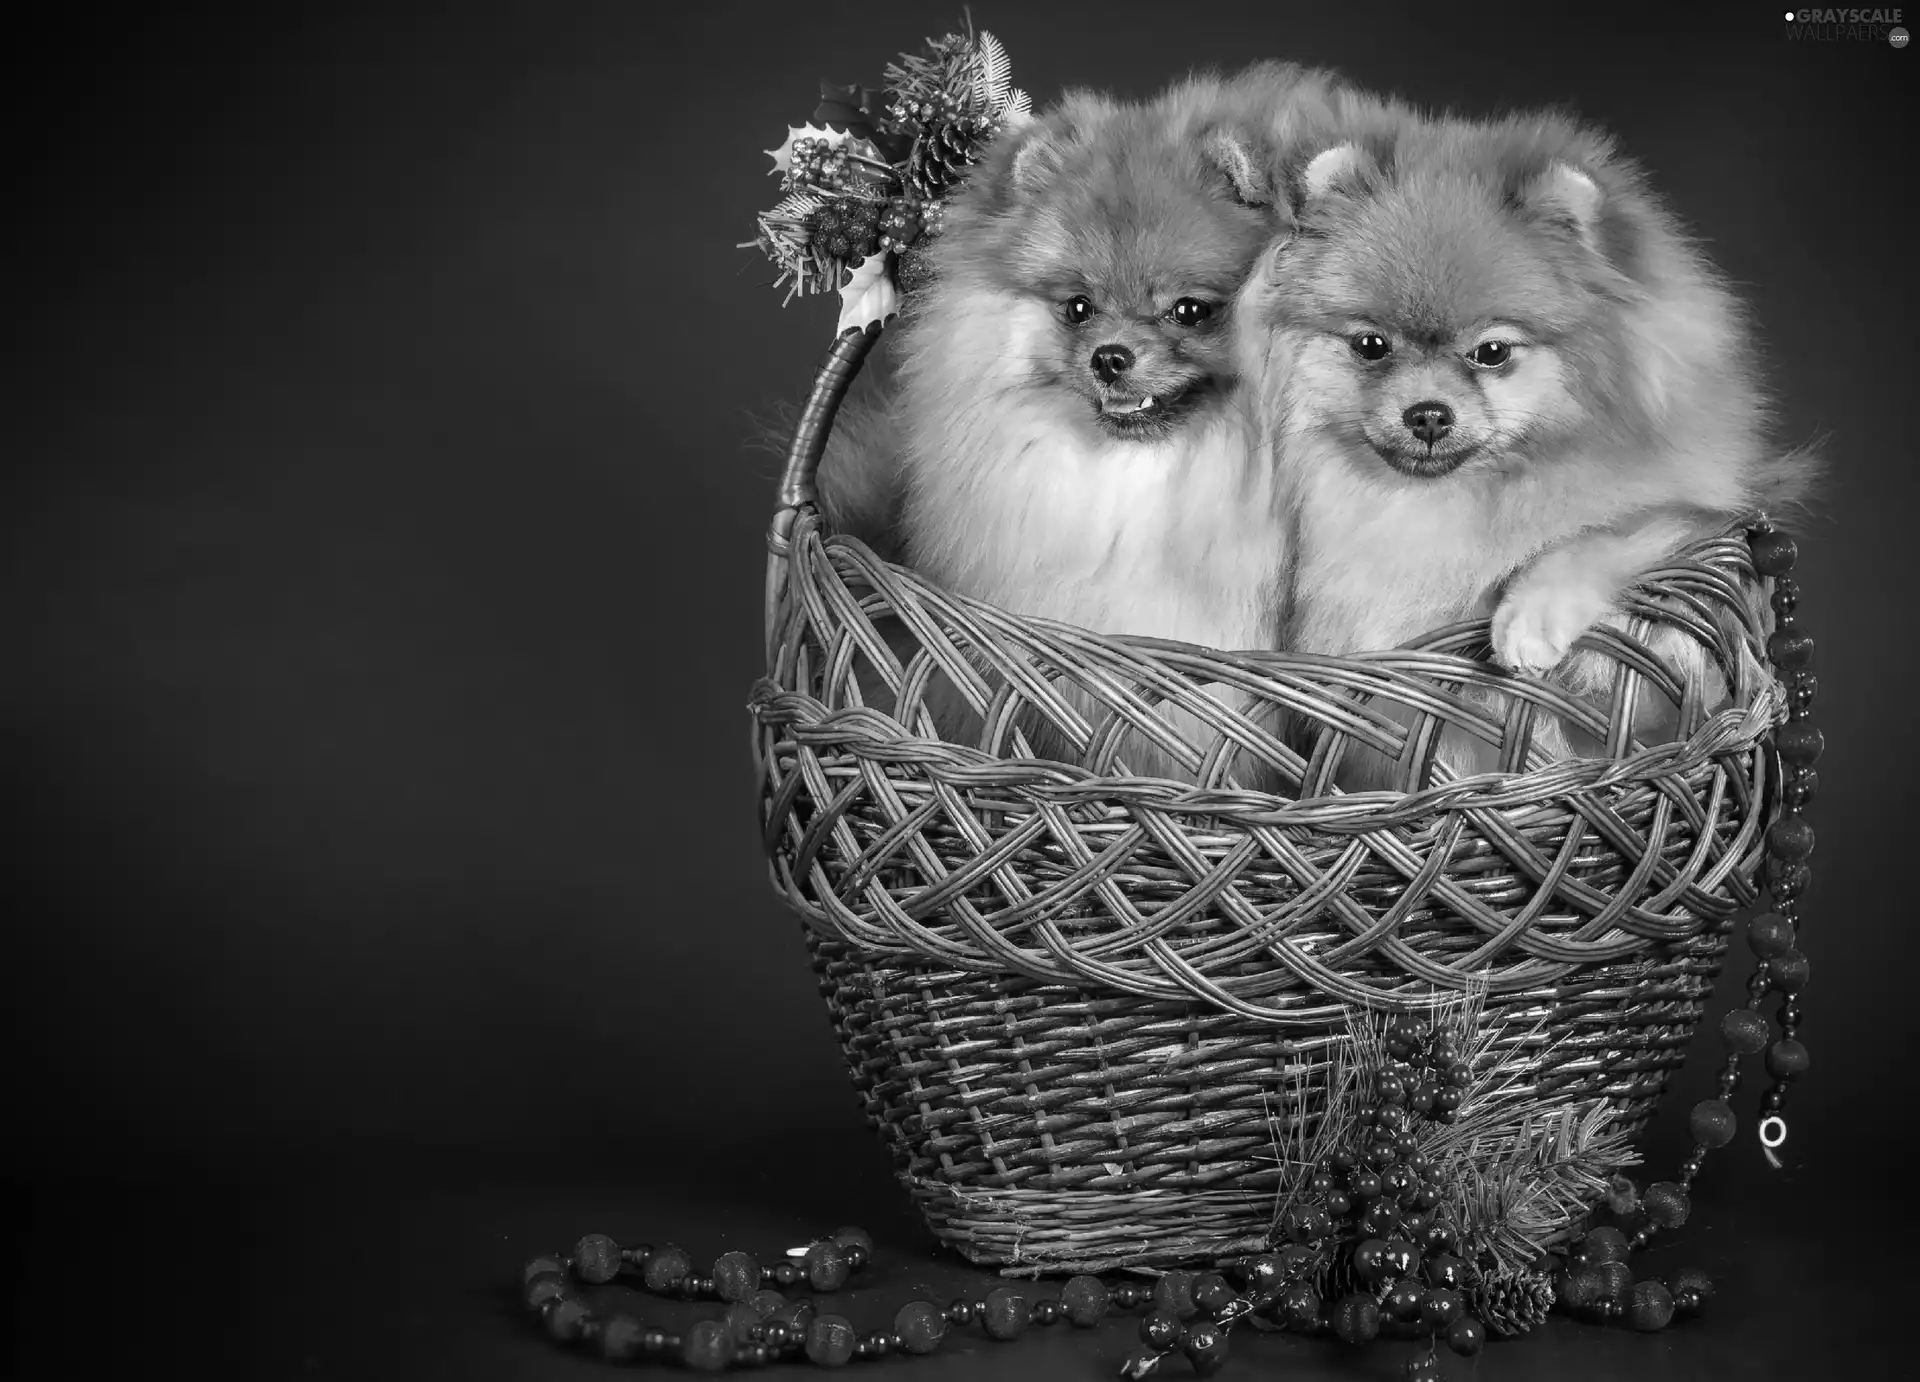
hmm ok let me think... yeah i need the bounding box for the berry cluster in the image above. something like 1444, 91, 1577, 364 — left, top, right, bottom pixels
876, 200, 924, 253
784, 137, 862, 194
887, 90, 968, 127
753, 30, 1020, 310
1114, 1271, 1256, 1378
1303, 1013, 1475, 1254
807, 199, 883, 264
806, 196, 931, 266
1114, 1245, 1480, 1381
1114, 1014, 1496, 1373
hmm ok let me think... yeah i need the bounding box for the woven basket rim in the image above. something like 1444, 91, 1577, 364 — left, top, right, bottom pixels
761, 511, 1781, 822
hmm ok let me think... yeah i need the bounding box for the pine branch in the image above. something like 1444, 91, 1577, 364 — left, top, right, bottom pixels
975, 31, 1012, 114
1296, 992, 1640, 1283
1264, 1041, 1358, 1237
743, 192, 830, 304
1430, 1064, 1641, 1276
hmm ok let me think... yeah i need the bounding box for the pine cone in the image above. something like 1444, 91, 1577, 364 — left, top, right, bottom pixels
1313, 1244, 1367, 1305
905, 118, 987, 200
1470, 1267, 1555, 1337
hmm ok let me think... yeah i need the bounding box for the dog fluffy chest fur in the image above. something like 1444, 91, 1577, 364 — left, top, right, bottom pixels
1286, 441, 1535, 654
908, 405, 1284, 651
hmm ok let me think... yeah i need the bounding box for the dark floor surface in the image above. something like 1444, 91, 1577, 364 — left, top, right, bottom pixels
11, 1127, 1907, 1382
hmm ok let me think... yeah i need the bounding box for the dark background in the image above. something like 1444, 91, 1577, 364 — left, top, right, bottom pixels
7, 3, 1915, 1377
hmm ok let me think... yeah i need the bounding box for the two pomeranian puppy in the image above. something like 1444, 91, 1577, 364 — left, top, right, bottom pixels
814, 65, 1813, 789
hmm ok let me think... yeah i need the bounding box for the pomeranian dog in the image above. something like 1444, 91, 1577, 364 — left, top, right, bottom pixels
815, 63, 1359, 780
1239, 110, 1815, 787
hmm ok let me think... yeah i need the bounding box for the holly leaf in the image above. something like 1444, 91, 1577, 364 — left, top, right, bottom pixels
764, 122, 856, 176
819, 80, 887, 115
835, 252, 899, 335
842, 134, 887, 167
818, 78, 863, 109
813, 80, 885, 137
766, 122, 892, 182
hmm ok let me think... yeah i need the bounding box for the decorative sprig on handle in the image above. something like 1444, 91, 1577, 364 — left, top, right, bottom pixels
740, 23, 1029, 336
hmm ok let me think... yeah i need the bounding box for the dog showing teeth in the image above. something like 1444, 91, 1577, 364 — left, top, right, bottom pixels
808, 61, 1359, 783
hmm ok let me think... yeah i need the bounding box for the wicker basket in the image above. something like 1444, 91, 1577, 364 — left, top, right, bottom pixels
751, 324, 1784, 1276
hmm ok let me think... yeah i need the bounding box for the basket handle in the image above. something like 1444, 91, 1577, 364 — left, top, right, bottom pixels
764, 321, 884, 659
774, 321, 884, 514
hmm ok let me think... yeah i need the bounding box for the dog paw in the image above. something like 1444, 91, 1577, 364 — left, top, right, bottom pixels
1493, 585, 1607, 676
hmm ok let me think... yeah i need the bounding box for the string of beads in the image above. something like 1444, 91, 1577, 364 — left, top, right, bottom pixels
1668, 522, 1814, 1207
520, 1226, 1713, 1376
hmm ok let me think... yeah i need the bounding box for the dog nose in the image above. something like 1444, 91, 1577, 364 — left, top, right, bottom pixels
1090, 344, 1134, 384
1402, 401, 1455, 444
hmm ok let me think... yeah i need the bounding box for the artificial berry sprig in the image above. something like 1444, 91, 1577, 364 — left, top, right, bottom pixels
1116, 1270, 1259, 1378
780, 136, 897, 198
747, 29, 1024, 320
1231, 1011, 1487, 1350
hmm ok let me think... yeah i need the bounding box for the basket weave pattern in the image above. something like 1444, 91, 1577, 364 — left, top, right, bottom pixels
752, 328, 1784, 1274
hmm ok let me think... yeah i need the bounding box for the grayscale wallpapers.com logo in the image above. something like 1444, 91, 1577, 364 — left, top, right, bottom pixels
1783, 7, 1910, 42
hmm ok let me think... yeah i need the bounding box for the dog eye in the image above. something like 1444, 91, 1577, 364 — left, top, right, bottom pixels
1467, 340, 1513, 368
1168, 298, 1214, 327
1063, 295, 1095, 326
1351, 333, 1392, 361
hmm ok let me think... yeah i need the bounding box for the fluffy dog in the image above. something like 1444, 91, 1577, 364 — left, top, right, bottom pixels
816, 64, 1358, 780
1239, 110, 1815, 786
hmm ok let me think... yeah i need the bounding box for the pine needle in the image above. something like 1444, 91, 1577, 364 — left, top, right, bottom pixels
974, 32, 1012, 114
1274, 989, 1641, 1281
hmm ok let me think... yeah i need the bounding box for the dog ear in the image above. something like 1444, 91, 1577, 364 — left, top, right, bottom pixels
1524, 162, 1605, 253
1201, 125, 1273, 207
1008, 123, 1066, 196
1298, 142, 1375, 202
